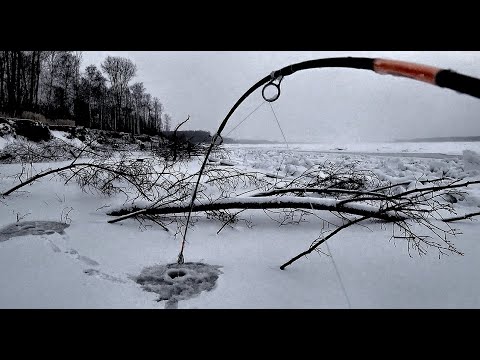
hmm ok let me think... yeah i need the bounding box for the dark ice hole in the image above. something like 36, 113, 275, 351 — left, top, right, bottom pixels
167, 269, 186, 279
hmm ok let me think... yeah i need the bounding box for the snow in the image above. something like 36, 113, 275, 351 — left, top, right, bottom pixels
0, 135, 15, 151
50, 130, 85, 149
2, 140, 480, 308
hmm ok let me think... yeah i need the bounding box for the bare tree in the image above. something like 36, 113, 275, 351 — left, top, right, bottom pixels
0, 51, 45, 116
42, 51, 59, 115
130, 82, 145, 136
1, 51, 22, 115
55, 52, 80, 119
142, 92, 151, 135
153, 97, 163, 133
101, 56, 136, 131
78, 65, 107, 128
163, 113, 171, 132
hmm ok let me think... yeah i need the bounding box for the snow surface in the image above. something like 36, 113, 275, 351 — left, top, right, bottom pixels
2, 142, 480, 308
0, 136, 15, 151
135, 262, 222, 309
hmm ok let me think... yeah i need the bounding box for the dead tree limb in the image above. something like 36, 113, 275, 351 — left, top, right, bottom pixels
280, 216, 368, 270
2, 163, 87, 196
2, 161, 161, 198
250, 187, 386, 198
443, 211, 480, 222
107, 196, 406, 223
371, 177, 451, 193
173, 115, 190, 134
390, 180, 480, 199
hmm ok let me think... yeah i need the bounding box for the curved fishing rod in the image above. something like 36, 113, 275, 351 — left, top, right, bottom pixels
176, 56, 480, 264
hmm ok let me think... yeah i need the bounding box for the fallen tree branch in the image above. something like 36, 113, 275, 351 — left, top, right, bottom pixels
280, 216, 368, 270
443, 211, 480, 222
371, 177, 451, 193
1, 162, 154, 197
107, 196, 406, 223
250, 187, 386, 198
2, 163, 86, 196
1, 154, 182, 202
391, 180, 480, 199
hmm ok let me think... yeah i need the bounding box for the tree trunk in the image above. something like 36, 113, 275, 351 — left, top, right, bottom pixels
29, 51, 35, 108
6, 52, 18, 115
107, 196, 406, 224
47, 52, 56, 116
88, 100, 92, 128
34, 51, 41, 109
15, 51, 22, 115
0, 52, 4, 109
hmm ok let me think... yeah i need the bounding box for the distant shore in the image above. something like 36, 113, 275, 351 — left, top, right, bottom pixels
394, 136, 480, 143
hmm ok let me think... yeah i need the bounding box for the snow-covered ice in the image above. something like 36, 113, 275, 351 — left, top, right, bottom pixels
2, 141, 480, 308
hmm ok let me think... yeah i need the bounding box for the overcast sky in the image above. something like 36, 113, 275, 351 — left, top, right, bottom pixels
81, 51, 480, 143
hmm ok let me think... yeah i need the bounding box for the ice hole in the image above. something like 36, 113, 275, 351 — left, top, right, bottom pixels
167, 269, 187, 279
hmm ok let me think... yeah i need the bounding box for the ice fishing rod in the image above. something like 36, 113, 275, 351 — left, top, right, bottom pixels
176, 57, 480, 264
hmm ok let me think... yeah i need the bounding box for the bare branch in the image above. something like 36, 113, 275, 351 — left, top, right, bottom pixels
443, 211, 480, 223
107, 196, 406, 223
173, 115, 190, 134
280, 216, 368, 270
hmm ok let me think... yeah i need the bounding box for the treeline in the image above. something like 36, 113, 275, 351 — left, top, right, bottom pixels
0, 51, 173, 135
162, 130, 212, 143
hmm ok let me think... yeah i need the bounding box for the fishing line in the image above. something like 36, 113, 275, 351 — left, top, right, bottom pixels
268, 87, 351, 307
270, 101, 352, 309
325, 240, 352, 309
268, 102, 289, 149
224, 100, 266, 137
306, 200, 353, 309
268, 102, 289, 183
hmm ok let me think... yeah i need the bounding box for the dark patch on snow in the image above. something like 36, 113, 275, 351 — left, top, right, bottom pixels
84, 268, 126, 283
77, 255, 100, 266
219, 160, 236, 166
134, 262, 222, 308
0, 221, 70, 242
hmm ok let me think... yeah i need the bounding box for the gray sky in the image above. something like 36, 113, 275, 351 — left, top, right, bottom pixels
81, 51, 480, 143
